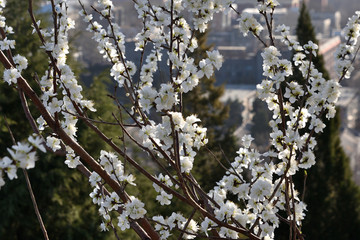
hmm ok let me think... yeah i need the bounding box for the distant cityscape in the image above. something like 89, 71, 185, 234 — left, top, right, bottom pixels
42, 0, 360, 183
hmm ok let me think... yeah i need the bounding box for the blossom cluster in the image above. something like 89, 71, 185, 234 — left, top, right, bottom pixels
153, 173, 175, 206
335, 11, 360, 79
199, 3, 351, 238
139, 113, 207, 173
199, 2, 357, 239
1, 0, 360, 239
79, 0, 225, 170
0, 134, 45, 189
238, 12, 264, 37
0, 1, 28, 85
77, 0, 232, 235
30, 0, 97, 168
88, 150, 145, 232
153, 213, 199, 239
0, 0, 97, 187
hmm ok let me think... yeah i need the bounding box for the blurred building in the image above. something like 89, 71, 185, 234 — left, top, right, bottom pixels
304, 0, 329, 11
319, 36, 341, 79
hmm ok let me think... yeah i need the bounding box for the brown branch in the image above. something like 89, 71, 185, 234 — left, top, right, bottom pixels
301, 170, 307, 202
18, 89, 40, 134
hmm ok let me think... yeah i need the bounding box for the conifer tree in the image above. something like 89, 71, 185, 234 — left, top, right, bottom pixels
250, 98, 272, 151
295, 2, 329, 80
300, 110, 360, 240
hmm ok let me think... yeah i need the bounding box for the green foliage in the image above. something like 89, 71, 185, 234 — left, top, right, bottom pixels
250, 98, 272, 150
0, 69, 122, 239
224, 99, 244, 129
296, 2, 317, 47
0, 79, 116, 239
0, 153, 109, 240
0, 0, 47, 163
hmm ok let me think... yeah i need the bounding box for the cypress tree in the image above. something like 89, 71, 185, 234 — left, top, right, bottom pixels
300, 110, 360, 240
250, 98, 272, 151
295, 2, 330, 80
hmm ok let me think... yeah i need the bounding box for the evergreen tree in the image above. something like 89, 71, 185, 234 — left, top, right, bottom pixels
250, 98, 272, 151
276, 3, 360, 239
223, 98, 244, 134
299, 110, 360, 239
183, 30, 240, 191
295, 2, 330, 80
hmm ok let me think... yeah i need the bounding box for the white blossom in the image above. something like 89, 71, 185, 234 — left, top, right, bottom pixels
46, 136, 61, 151
3, 68, 20, 84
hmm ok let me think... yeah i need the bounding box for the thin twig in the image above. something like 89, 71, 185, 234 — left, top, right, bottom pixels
3, 116, 49, 240
22, 169, 50, 240
301, 170, 307, 202
177, 209, 197, 240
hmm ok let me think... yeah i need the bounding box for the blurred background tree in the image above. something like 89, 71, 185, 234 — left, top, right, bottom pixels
250, 98, 272, 151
